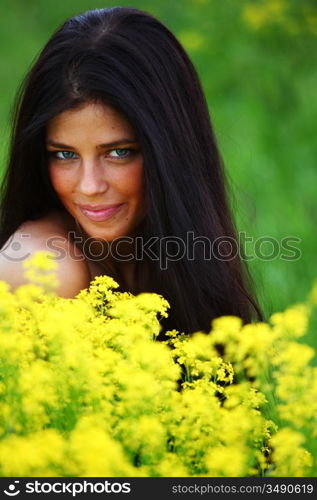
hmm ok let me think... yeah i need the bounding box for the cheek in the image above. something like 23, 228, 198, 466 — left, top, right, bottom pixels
118, 163, 144, 200
49, 166, 72, 197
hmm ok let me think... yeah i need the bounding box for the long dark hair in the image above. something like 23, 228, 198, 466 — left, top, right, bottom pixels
0, 6, 263, 335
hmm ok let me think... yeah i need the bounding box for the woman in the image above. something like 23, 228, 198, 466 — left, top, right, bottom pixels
0, 6, 263, 335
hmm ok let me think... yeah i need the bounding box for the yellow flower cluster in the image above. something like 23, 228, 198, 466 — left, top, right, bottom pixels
0, 253, 316, 476
242, 0, 317, 36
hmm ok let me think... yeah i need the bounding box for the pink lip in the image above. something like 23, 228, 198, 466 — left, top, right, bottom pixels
78, 203, 125, 222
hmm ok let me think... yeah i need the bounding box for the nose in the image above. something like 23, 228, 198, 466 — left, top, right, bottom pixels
77, 159, 109, 196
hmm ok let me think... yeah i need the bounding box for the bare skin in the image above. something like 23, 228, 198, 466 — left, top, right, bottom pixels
0, 102, 145, 296
0, 210, 91, 297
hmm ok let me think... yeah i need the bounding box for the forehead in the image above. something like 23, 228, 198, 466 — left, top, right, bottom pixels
46, 101, 135, 140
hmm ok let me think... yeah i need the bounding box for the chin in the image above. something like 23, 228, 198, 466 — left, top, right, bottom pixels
83, 223, 134, 242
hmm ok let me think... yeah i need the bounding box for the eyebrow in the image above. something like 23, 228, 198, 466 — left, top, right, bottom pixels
46, 139, 139, 149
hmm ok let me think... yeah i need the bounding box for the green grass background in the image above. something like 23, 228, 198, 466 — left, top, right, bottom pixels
0, 0, 316, 344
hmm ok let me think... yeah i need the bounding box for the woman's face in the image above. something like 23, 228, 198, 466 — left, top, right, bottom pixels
46, 101, 145, 241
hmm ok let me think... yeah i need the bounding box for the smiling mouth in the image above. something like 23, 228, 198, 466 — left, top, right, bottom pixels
78, 203, 125, 222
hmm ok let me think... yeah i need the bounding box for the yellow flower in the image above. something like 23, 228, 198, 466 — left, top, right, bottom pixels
22, 251, 59, 291
269, 428, 313, 477
0, 261, 316, 477
177, 30, 205, 51
270, 304, 310, 338
206, 446, 247, 477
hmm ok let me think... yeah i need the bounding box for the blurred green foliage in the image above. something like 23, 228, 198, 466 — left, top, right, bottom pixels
0, 0, 316, 341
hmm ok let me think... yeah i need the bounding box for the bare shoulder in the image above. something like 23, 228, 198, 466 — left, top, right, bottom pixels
0, 210, 91, 297
17, 209, 76, 241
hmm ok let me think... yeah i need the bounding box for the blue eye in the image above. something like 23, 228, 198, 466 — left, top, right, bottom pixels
47, 148, 136, 162
54, 151, 78, 160
109, 148, 132, 159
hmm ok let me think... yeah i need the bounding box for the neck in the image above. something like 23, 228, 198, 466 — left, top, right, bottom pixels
67, 214, 139, 293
